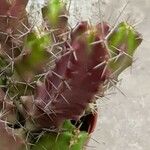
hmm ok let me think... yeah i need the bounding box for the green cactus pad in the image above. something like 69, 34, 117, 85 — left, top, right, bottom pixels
31, 121, 89, 150
108, 22, 142, 77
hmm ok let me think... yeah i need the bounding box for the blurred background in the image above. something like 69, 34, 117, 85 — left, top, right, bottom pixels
28, 0, 150, 149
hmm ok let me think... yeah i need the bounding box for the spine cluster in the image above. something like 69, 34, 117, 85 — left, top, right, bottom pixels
0, 0, 142, 150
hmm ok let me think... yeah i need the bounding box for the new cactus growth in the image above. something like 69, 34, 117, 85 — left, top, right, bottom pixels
0, 0, 142, 150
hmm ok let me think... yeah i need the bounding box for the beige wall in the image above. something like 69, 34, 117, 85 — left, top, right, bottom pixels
69, 1, 150, 150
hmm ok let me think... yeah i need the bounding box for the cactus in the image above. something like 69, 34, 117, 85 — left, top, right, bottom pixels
0, 0, 142, 150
